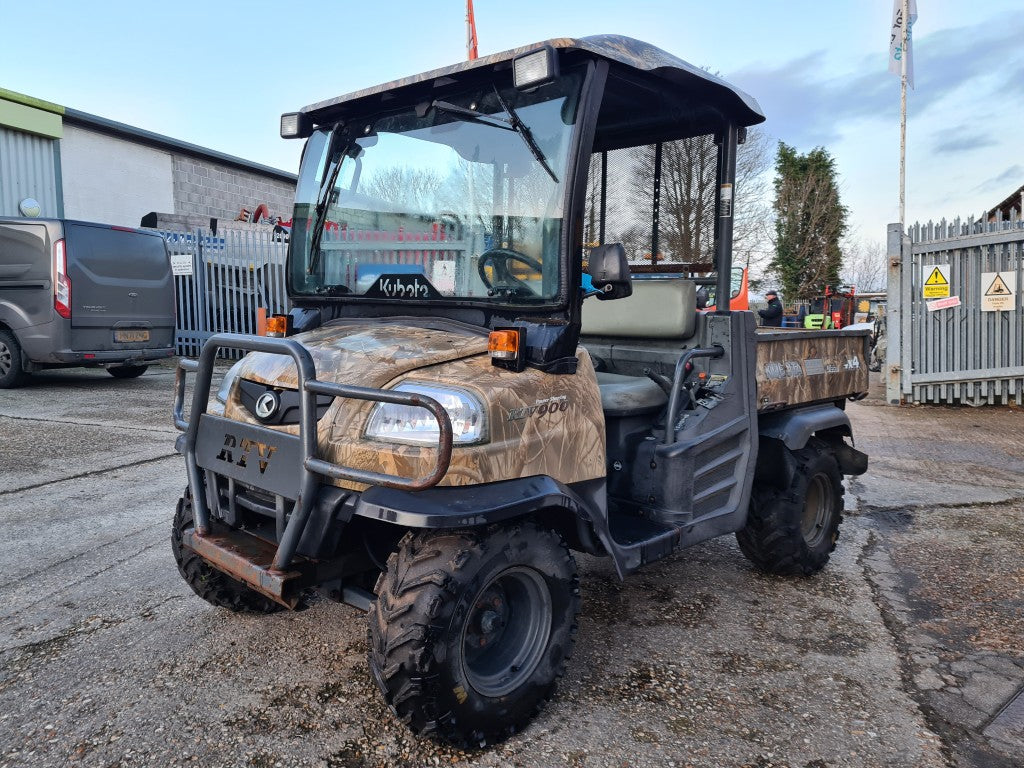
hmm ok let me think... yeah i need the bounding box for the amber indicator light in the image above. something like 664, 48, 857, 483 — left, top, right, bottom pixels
266, 315, 288, 337
488, 330, 519, 360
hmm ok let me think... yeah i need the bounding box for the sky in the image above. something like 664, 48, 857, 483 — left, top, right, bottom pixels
3, 0, 1022, 253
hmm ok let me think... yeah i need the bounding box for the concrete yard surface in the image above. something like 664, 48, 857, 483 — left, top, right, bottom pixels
0, 364, 1022, 767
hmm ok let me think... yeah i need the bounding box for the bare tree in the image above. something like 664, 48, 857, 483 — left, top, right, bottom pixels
362, 167, 444, 213
627, 127, 773, 267
841, 238, 887, 292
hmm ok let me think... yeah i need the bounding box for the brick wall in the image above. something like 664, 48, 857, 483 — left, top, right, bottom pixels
172, 155, 296, 223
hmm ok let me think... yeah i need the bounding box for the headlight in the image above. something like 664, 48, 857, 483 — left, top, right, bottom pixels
365, 383, 487, 445
216, 360, 246, 404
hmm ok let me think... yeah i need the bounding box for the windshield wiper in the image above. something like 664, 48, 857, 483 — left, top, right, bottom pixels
432, 93, 558, 183
307, 128, 348, 276
491, 88, 559, 183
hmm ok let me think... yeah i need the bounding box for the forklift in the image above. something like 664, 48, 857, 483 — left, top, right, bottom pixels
170, 35, 869, 747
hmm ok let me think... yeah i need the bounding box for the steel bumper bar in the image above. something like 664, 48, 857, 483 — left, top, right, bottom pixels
173, 333, 453, 576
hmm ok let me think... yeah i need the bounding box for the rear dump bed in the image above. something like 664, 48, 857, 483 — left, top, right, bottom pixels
64, 222, 175, 353
579, 278, 871, 412
754, 328, 871, 410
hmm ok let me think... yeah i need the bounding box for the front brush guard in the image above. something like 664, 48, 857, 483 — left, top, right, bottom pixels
173, 333, 453, 579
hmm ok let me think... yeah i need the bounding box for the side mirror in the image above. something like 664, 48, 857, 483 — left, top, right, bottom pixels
587, 243, 632, 301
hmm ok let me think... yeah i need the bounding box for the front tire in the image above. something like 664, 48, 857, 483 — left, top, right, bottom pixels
170, 491, 283, 613
737, 438, 844, 575
368, 522, 580, 748
0, 330, 27, 388
108, 364, 149, 379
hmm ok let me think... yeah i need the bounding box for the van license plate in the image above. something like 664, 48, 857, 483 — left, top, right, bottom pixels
114, 329, 150, 342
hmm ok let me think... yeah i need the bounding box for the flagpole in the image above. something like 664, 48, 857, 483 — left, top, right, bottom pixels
899, 0, 909, 230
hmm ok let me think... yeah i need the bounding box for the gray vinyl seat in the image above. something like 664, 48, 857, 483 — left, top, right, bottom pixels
582, 278, 696, 417
595, 372, 668, 417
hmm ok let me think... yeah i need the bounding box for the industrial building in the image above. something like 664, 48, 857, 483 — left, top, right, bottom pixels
0, 88, 296, 228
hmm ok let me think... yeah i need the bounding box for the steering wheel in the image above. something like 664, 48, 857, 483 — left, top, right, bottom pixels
477, 248, 544, 298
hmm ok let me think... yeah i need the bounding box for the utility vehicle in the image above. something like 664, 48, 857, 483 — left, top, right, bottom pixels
0, 218, 174, 387
171, 36, 869, 747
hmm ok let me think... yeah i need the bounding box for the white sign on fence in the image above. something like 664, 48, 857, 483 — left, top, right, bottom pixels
170, 253, 194, 276
431, 260, 457, 295
981, 271, 1016, 312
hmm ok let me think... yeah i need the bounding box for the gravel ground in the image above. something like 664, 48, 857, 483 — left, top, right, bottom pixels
0, 364, 1021, 768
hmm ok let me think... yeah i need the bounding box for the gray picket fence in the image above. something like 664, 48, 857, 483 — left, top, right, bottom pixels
151, 227, 290, 359
885, 209, 1024, 405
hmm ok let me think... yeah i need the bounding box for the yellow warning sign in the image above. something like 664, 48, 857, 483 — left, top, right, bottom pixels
981, 271, 1017, 312
922, 265, 950, 299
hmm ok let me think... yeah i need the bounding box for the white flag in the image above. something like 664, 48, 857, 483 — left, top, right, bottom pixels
889, 0, 918, 88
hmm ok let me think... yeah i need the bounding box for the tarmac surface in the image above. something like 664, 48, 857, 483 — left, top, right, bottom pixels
0, 363, 1022, 768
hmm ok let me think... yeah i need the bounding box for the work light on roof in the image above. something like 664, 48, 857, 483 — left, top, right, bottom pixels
513, 47, 558, 90
280, 112, 313, 139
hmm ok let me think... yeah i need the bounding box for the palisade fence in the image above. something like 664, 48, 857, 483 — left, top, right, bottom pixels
148, 227, 290, 359
886, 210, 1024, 406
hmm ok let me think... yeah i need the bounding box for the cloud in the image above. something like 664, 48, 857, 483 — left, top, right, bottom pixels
976, 164, 1023, 194
932, 127, 997, 154
728, 16, 1024, 149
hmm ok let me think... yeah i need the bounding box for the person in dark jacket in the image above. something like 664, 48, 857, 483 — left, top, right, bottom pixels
758, 290, 784, 327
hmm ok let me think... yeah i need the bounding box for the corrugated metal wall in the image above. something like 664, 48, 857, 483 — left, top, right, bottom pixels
0, 127, 60, 218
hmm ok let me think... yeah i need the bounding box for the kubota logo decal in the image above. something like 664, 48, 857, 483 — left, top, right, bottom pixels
216, 434, 277, 474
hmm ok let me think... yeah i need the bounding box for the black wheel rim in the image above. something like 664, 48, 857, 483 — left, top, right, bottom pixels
801, 473, 834, 549
0, 341, 11, 377
461, 566, 552, 698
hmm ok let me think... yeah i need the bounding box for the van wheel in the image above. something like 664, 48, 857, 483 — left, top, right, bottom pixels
0, 330, 27, 388
171, 491, 284, 613
736, 438, 844, 575
108, 365, 149, 379
368, 522, 579, 748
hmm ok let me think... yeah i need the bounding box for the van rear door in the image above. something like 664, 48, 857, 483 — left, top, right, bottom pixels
64, 222, 174, 352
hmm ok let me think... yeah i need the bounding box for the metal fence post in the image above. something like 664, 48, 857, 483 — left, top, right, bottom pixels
900, 232, 914, 402
885, 223, 903, 404
194, 227, 207, 343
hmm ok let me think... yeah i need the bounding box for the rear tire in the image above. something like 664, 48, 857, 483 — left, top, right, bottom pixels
368, 522, 579, 748
108, 365, 149, 379
0, 330, 27, 388
737, 438, 844, 575
171, 491, 284, 613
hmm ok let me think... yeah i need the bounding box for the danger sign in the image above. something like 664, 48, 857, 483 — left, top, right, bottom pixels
981, 271, 1016, 312
922, 265, 950, 299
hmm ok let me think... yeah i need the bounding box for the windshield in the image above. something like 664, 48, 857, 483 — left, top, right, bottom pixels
289, 72, 583, 304
703, 267, 745, 306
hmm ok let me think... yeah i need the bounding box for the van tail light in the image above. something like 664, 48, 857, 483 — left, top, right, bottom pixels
53, 239, 72, 319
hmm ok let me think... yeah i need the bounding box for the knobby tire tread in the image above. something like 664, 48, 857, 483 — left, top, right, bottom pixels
368, 523, 579, 748
737, 438, 844, 576
171, 492, 283, 614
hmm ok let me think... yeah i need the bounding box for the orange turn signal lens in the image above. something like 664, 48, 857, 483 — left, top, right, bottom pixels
488, 329, 519, 360
266, 315, 288, 337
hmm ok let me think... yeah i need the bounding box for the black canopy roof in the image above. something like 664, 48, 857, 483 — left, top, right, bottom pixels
301, 34, 765, 139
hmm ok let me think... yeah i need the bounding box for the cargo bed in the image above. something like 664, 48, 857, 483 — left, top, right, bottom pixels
754, 328, 870, 411
581, 324, 871, 414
